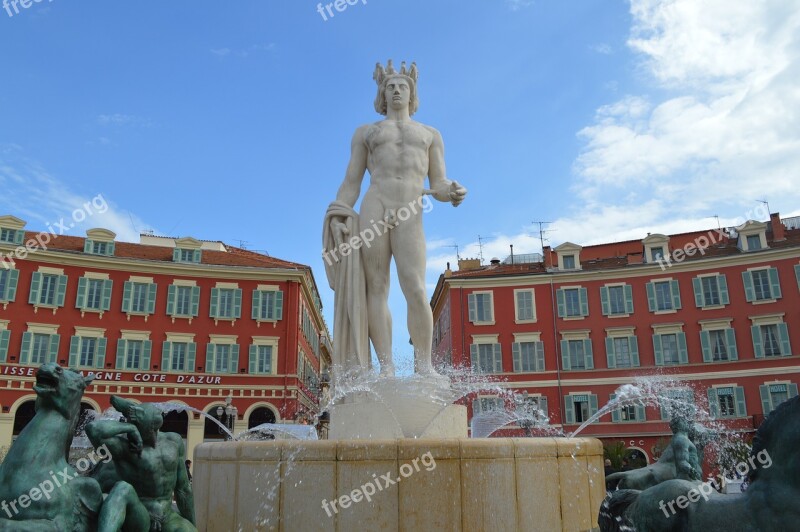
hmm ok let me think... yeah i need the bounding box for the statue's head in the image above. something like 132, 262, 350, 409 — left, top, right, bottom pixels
34, 364, 93, 419
373, 60, 419, 116
669, 406, 695, 433
111, 395, 164, 446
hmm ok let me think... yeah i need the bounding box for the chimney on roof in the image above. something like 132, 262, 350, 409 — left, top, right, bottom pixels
445, 262, 452, 278
543, 246, 553, 269
770, 212, 786, 241
509, 245, 514, 264
457, 258, 482, 271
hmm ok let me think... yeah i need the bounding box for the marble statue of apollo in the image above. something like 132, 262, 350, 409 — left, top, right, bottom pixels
323, 60, 467, 377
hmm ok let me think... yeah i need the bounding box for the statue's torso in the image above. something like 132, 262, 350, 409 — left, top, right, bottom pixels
114, 435, 180, 500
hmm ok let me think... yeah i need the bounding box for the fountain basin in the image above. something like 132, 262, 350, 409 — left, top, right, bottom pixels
193, 437, 605, 531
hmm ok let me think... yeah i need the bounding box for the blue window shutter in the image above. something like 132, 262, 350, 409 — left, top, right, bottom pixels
556, 289, 565, 318
646, 282, 656, 312
670, 280, 681, 310
512, 342, 521, 372
795, 265, 800, 290
605, 337, 615, 369
107, 242, 115, 256
653, 335, 664, 366
275, 291, 284, 320
692, 278, 704, 307
96, 338, 107, 369
172, 249, 181, 262
249, 345, 258, 373
752, 325, 764, 358
624, 284, 634, 314
468, 294, 477, 321
493, 343, 502, 372
734, 387, 747, 417
636, 404, 646, 421
28, 272, 42, 305
535, 342, 545, 371
116, 340, 127, 369
84, 240, 93, 254
252, 290, 261, 320
101, 280, 113, 311
20, 332, 32, 365
700, 331, 712, 362
777, 323, 791, 356
759, 385, 772, 415
230, 344, 240, 374
193, 249, 202, 263
469, 344, 478, 370
560, 340, 570, 370
141, 341, 151, 370
233, 289, 242, 319
742, 271, 755, 302
0, 330, 10, 363
564, 395, 575, 424
75, 277, 88, 309
162, 341, 172, 372
707, 388, 719, 418
600, 287, 610, 316
185, 343, 196, 372
589, 394, 598, 416
206, 344, 215, 373
610, 393, 620, 422
13, 229, 24, 245
191, 286, 200, 316
209, 288, 219, 318
579, 288, 589, 316
768, 268, 782, 299
789, 383, 799, 399
677, 332, 688, 364
718, 275, 729, 305
147, 284, 157, 314
69, 336, 80, 367
47, 334, 60, 364
726, 329, 738, 361
166, 285, 176, 315
539, 396, 548, 420
121, 282, 133, 313
56, 275, 68, 307
584, 339, 594, 369
629, 337, 640, 367
6, 269, 19, 302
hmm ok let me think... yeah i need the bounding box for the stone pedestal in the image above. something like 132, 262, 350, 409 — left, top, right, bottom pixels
193, 437, 605, 531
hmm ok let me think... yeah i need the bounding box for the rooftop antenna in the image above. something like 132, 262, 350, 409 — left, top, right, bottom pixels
756, 199, 771, 219
444, 244, 460, 261
532, 221, 552, 253
709, 215, 721, 232
477, 235, 486, 265
236, 240, 249, 250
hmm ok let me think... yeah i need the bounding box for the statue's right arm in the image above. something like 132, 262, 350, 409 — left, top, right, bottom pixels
86, 420, 139, 457
334, 126, 369, 207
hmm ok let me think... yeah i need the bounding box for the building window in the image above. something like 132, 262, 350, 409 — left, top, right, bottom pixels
564, 393, 598, 424
167, 285, 200, 318
0, 228, 17, 243
468, 292, 494, 323
692, 275, 729, 308
116, 339, 152, 371
610, 393, 645, 422
512, 341, 544, 372
29, 272, 68, 308
760, 383, 799, 414
651, 247, 664, 261
700, 329, 738, 362
20, 331, 59, 365
752, 323, 791, 358
743, 268, 781, 302
560, 338, 593, 371
206, 342, 239, 374
122, 282, 157, 316
562, 255, 576, 270
83, 240, 115, 257
707, 386, 746, 418
601, 284, 633, 316
173, 248, 201, 264
659, 389, 695, 419
746, 235, 762, 251
605, 336, 640, 368
68, 336, 107, 369
210, 287, 242, 320
470, 343, 502, 373
472, 396, 505, 415
515, 290, 535, 322
0, 329, 10, 363
252, 289, 284, 321
162, 340, 196, 372
557, 287, 588, 318
76, 278, 113, 312
654, 332, 688, 366
249, 345, 273, 374
647, 280, 681, 312
0, 268, 20, 303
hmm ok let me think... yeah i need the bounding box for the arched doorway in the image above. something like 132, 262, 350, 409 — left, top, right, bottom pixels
12, 400, 36, 438
248, 406, 277, 429
203, 406, 229, 442
162, 411, 189, 438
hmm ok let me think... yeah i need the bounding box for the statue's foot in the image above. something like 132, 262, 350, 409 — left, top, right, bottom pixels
379, 364, 396, 378
416, 364, 441, 377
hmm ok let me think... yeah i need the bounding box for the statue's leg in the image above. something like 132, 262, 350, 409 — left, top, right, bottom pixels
391, 215, 436, 374
98, 481, 150, 532
162, 510, 197, 532
360, 199, 394, 375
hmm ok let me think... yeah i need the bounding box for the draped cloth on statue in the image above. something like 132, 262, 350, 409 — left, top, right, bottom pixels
322, 201, 370, 371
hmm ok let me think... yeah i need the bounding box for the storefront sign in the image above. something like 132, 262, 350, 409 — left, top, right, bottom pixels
0, 365, 223, 385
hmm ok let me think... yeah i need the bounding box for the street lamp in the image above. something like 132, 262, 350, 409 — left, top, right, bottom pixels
215, 396, 238, 440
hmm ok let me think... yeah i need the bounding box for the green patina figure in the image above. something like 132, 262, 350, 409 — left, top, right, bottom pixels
0, 364, 104, 531
86, 396, 195, 532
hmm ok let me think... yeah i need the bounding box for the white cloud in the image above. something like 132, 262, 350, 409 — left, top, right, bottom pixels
97, 114, 152, 127
590, 43, 613, 54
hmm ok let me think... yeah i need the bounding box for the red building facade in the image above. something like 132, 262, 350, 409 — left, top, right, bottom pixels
431, 213, 800, 464
0, 216, 331, 459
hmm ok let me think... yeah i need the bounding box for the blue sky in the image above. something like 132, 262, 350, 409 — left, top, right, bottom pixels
2, 0, 799, 370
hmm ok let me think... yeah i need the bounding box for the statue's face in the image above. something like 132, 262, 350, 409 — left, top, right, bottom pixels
384, 76, 411, 111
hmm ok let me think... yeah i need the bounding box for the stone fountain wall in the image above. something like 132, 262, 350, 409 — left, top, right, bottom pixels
194, 437, 605, 531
